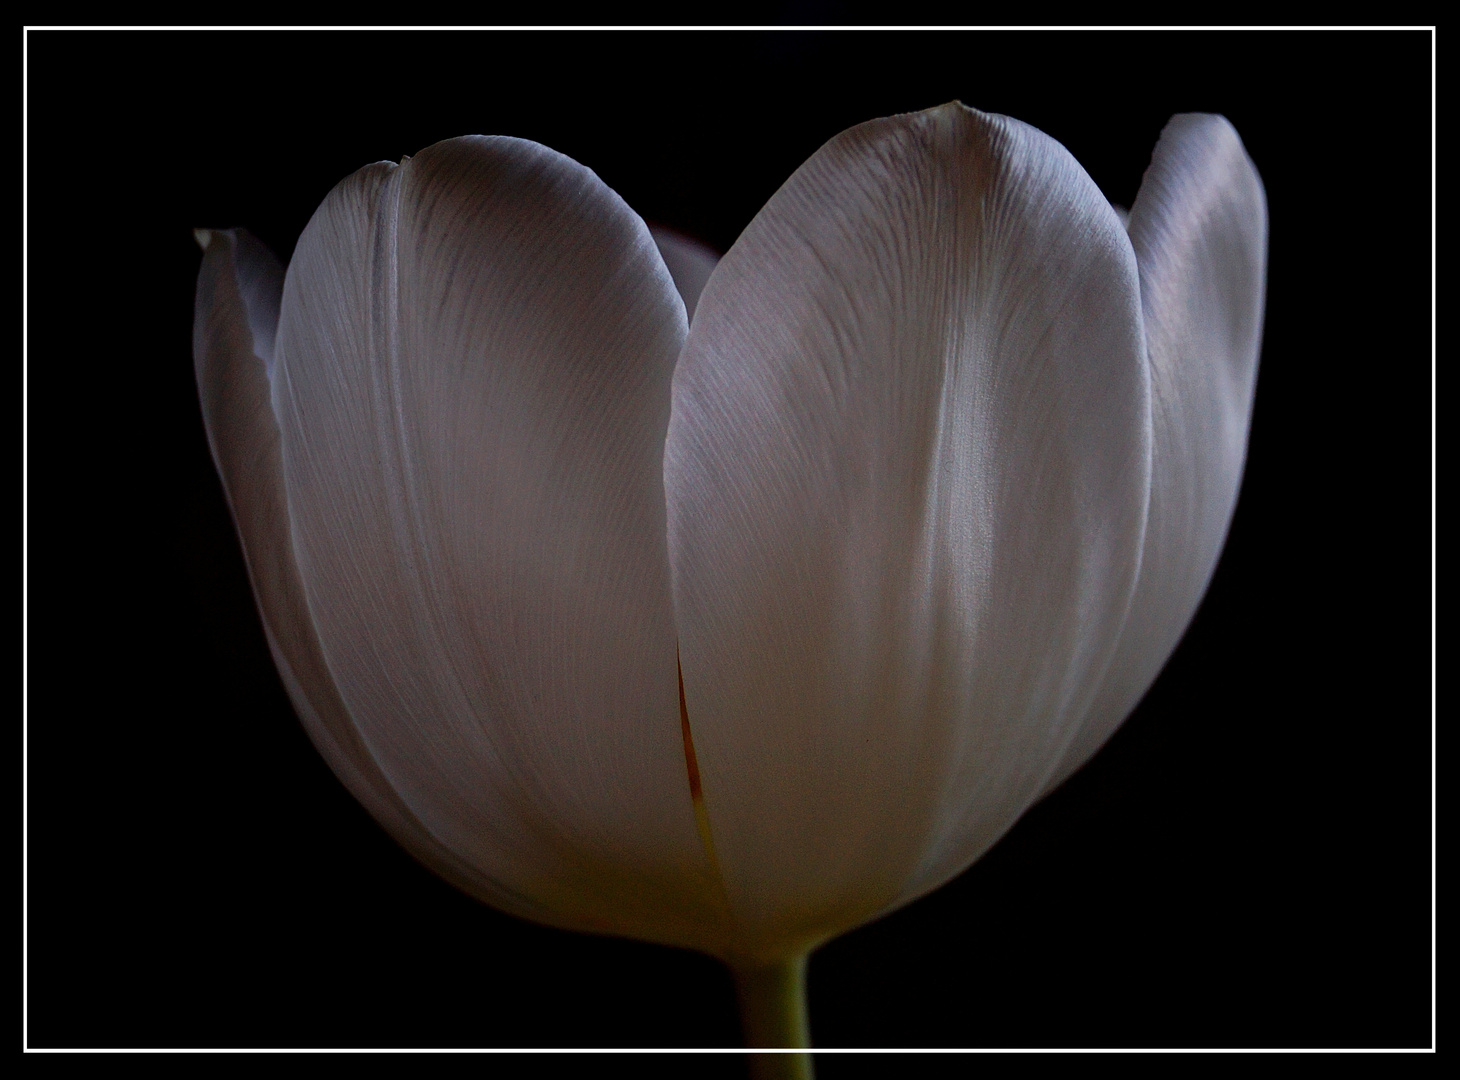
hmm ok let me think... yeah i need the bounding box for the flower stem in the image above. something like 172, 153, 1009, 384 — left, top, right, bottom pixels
731, 954, 813, 1080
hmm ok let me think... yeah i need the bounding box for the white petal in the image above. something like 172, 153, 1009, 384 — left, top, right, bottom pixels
649, 225, 720, 321
270, 138, 727, 951
665, 103, 1151, 961
192, 229, 514, 910
1049, 114, 1267, 790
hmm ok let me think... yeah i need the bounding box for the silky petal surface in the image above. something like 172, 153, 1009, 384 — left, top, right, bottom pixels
192, 230, 518, 912
270, 137, 726, 951
1049, 114, 1267, 790
665, 103, 1151, 961
650, 225, 721, 321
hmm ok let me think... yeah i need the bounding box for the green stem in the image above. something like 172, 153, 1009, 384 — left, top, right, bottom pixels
731, 954, 813, 1080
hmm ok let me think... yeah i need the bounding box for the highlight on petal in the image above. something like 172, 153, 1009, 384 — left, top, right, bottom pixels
649, 225, 721, 321
269, 137, 728, 952
665, 102, 1152, 962
193, 228, 545, 914
1049, 114, 1267, 790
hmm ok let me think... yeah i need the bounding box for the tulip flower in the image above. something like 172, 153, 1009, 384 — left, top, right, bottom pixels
192, 102, 1265, 1060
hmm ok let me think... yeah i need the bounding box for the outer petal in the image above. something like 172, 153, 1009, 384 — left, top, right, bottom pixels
649, 225, 720, 321
665, 103, 1151, 962
1048, 115, 1267, 789
268, 137, 727, 952
193, 229, 519, 915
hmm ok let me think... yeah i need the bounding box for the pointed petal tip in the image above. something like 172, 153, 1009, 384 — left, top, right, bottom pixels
922, 100, 979, 124
193, 227, 213, 251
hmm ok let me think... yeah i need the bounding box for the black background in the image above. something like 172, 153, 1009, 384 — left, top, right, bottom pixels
26, 29, 1433, 1058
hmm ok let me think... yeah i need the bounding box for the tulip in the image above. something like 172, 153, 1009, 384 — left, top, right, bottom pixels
192, 102, 1266, 1060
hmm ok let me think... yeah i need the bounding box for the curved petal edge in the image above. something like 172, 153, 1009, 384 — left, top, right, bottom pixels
1050, 113, 1268, 790
191, 228, 542, 917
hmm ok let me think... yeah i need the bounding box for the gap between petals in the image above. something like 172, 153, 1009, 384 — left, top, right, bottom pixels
677, 644, 732, 920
